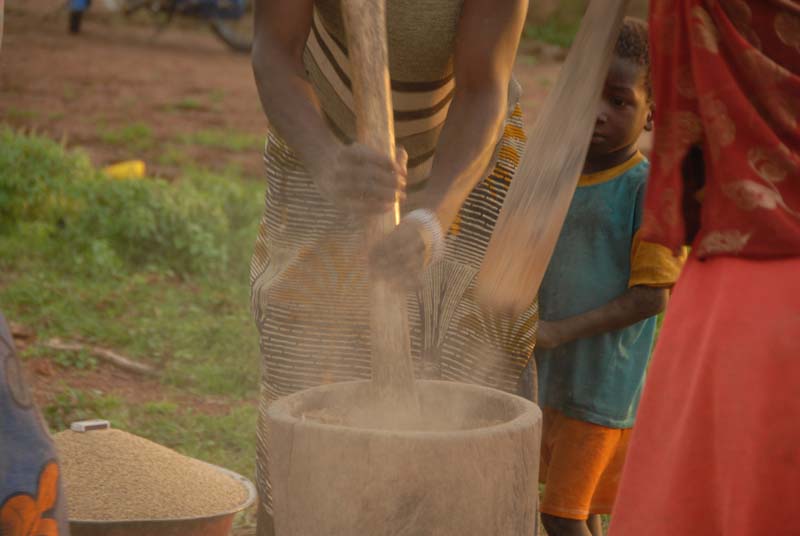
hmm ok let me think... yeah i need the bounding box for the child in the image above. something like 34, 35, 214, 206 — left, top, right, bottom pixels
534, 18, 684, 536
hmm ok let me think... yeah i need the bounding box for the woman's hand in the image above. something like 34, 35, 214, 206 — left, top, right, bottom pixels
315, 144, 408, 217
536, 320, 565, 350
369, 217, 429, 289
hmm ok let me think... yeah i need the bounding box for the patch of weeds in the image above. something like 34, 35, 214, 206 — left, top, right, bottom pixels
43, 388, 257, 480
99, 122, 155, 152
0, 261, 261, 397
524, 22, 580, 49
523, 0, 586, 48
0, 128, 262, 393
52, 347, 99, 371
44, 387, 125, 431
179, 129, 262, 152
48, 111, 67, 122
127, 404, 257, 478
158, 143, 192, 167
62, 84, 79, 102
171, 97, 206, 112
5, 128, 262, 496
4, 107, 38, 122
209, 89, 226, 104
142, 400, 179, 415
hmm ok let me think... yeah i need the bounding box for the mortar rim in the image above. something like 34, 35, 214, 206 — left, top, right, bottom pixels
266, 379, 542, 439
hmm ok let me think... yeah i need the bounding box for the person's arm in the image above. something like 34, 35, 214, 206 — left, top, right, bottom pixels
422, 0, 528, 230
371, 0, 528, 280
251, 0, 405, 216
536, 286, 669, 349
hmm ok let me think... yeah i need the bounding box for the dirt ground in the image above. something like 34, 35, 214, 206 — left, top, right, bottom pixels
29, 356, 237, 413
1, 0, 270, 178
0, 0, 566, 180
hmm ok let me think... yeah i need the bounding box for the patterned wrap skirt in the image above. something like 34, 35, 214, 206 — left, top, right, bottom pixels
250, 105, 538, 517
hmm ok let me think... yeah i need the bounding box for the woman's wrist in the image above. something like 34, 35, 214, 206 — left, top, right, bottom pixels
406, 183, 453, 233
403, 208, 446, 266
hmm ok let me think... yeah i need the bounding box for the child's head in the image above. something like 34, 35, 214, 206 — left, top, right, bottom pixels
587, 17, 653, 160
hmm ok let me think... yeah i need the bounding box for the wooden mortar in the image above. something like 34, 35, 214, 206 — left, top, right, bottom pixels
267, 380, 542, 535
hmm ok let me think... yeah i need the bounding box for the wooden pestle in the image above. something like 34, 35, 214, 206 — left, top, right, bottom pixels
341, 0, 418, 408
477, 0, 629, 317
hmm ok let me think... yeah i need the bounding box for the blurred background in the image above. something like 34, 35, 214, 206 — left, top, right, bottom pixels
0, 1, 648, 532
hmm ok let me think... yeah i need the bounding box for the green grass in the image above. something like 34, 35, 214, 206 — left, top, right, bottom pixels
43, 387, 257, 479
62, 84, 79, 102
523, 0, 587, 48
158, 143, 192, 167
168, 92, 227, 113
0, 127, 262, 493
4, 264, 260, 396
4, 107, 39, 122
171, 97, 206, 111
209, 89, 226, 104
99, 121, 155, 152
179, 128, 263, 152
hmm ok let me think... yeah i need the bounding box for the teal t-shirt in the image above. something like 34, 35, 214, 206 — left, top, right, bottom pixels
536, 157, 656, 428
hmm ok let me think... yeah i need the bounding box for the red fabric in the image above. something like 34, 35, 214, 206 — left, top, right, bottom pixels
642, 0, 800, 257
609, 255, 800, 536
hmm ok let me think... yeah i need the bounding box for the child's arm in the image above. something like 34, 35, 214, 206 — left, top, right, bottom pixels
536, 285, 668, 349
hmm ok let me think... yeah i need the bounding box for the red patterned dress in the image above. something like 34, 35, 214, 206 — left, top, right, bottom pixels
610, 2, 800, 535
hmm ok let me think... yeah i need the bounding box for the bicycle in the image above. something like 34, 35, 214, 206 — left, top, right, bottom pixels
68, 0, 253, 53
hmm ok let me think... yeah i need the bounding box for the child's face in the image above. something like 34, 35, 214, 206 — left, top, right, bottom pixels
587, 56, 652, 158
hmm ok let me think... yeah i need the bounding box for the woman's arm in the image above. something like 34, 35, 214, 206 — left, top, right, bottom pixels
251, 0, 333, 177
536, 286, 670, 349
424, 0, 528, 230
371, 0, 528, 281
251, 0, 405, 215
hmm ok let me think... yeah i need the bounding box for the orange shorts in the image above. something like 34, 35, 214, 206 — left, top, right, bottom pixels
539, 408, 632, 520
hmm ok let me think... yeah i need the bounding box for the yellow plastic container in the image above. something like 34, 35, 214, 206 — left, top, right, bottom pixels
102, 160, 146, 180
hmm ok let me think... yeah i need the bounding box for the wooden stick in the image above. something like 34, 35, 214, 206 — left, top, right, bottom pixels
341, 0, 417, 406
44, 338, 158, 377
477, 0, 629, 316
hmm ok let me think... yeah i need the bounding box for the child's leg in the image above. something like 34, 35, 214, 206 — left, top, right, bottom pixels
539, 410, 625, 536
586, 514, 603, 536
540, 508, 605, 535
542, 513, 593, 536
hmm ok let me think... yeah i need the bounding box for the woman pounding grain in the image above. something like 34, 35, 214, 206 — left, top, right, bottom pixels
250, 0, 533, 532
609, 2, 800, 535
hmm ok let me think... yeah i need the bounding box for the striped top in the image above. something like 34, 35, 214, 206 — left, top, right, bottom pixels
304, 0, 519, 184
253, 4, 535, 514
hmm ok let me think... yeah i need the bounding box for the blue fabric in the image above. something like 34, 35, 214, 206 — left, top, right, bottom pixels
175, 0, 246, 18
0, 312, 69, 535
536, 160, 656, 428
70, 0, 91, 12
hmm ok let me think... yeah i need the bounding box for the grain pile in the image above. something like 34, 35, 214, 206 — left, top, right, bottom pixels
54, 429, 248, 521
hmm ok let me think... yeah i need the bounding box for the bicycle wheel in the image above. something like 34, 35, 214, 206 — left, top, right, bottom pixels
209, 0, 252, 53
210, 17, 251, 52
